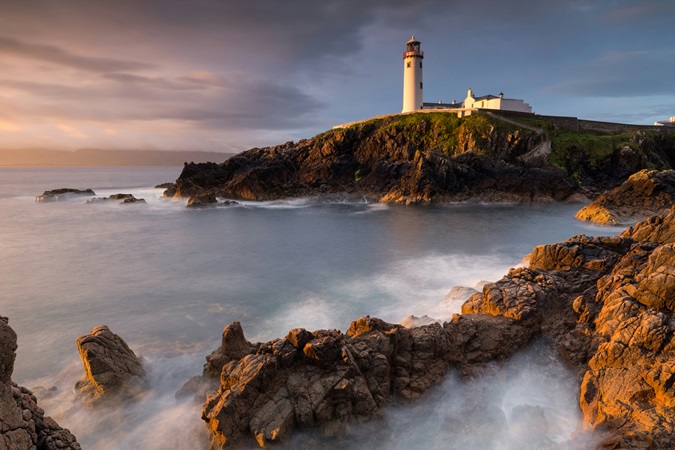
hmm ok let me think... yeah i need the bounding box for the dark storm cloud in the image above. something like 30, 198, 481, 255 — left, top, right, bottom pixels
0, 36, 154, 72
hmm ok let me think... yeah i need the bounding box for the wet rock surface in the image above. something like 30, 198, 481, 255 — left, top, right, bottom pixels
186, 192, 240, 208
35, 188, 95, 202
74, 325, 147, 407
575, 169, 675, 225
0, 316, 80, 450
197, 209, 675, 448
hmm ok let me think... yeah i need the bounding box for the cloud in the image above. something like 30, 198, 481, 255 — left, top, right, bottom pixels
0, 36, 154, 72
0, 118, 21, 132
546, 50, 675, 97
55, 124, 88, 140
602, 1, 675, 22
0, 72, 323, 131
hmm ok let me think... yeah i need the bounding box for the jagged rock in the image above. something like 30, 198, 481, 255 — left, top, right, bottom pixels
86, 193, 146, 204
0, 316, 80, 449
166, 114, 580, 204
155, 182, 175, 189
621, 208, 675, 244
122, 196, 146, 204
74, 325, 147, 407
35, 188, 95, 202
187, 192, 218, 207
200, 313, 539, 447
575, 169, 675, 224
203, 321, 256, 378
202, 318, 429, 447
177, 322, 257, 401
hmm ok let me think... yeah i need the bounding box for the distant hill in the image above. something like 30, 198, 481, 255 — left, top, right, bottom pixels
0, 148, 236, 166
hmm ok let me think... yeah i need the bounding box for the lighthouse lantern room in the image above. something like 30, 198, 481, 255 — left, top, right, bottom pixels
402, 36, 424, 113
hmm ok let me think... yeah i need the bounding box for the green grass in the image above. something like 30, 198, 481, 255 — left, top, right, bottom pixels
316, 113, 674, 179
508, 116, 555, 131
363, 112, 521, 155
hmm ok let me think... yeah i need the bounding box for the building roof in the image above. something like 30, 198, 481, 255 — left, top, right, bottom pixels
422, 102, 463, 109
473, 94, 500, 101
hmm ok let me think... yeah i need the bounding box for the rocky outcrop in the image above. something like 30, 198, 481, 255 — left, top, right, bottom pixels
197, 209, 675, 448
74, 325, 147, 407
176, 321, 255, 400
200, 316, 529, 448
35, 188, 95, 202
86, 193, 146, 204
186, 192, 240, 208
575, 169, 675, 225
155, 182, 175, 189
0, 317, 80, 450
199, 312, 539, 448
165, 114, 578, 205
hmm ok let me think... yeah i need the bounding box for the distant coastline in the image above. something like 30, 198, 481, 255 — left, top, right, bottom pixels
0, 148, 235, 167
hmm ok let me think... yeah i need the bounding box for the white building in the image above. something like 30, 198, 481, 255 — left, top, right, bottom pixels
401, 37, 533, 116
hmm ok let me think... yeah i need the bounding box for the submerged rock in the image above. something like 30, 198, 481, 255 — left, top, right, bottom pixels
35, 188, 95, 202
86, 193, 146, 204
0, 316, 80, 449
575, 169, 675, 225
195, 208, 675, 449
74, 325, 147, 407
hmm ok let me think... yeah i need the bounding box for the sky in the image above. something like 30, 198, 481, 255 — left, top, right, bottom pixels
0, 0, 673, 152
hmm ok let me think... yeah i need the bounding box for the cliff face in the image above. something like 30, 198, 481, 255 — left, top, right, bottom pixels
167, 113, 675, 205
167, 114, 577, 204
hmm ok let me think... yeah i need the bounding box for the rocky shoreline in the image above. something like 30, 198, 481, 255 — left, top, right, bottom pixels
3, 208, 675, 448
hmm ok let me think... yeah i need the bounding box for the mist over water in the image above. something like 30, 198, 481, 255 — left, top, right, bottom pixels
0, 167, 620, 448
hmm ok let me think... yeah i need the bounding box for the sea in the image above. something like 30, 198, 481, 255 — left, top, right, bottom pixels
0, 166, 623, 449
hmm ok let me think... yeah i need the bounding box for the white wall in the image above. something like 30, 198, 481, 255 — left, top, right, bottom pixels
402, 56, 423, 113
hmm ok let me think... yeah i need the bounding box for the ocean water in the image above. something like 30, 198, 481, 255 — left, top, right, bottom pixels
0, 167, 622, 449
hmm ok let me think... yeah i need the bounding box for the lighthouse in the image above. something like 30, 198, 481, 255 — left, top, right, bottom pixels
402, 36, 424, 113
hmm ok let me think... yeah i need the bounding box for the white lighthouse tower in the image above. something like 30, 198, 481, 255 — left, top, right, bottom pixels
402, 36, 424, 113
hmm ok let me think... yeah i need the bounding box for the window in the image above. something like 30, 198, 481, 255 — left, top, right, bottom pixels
406, 61, 411, 68
420, 62, 423, 69
420, 82, 423, 89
